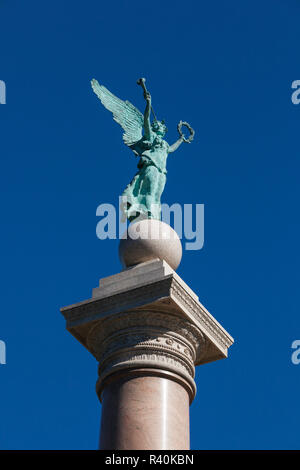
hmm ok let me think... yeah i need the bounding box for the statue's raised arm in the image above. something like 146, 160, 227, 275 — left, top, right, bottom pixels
136, 78, 152, 140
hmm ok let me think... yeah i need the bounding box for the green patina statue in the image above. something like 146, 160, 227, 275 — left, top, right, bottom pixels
91, 78, 194, 222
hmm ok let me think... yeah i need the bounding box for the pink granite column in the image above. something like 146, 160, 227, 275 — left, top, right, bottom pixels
61, 260, 234, 450
98, 369, 191, 450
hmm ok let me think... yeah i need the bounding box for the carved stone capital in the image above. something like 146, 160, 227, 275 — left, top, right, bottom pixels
86, 309, 205, 401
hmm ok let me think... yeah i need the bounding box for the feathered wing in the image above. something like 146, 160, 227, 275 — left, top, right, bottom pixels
91, 79, 144, 147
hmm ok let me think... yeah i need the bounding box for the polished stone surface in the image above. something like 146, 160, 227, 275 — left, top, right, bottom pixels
119, 219, 182, 271
99, 372, 190, 450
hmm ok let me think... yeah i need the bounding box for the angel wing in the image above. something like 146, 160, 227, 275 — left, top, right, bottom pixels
91, 79, 144, 147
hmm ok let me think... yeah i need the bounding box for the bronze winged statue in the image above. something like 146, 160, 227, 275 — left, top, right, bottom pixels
91, 78, 194, 222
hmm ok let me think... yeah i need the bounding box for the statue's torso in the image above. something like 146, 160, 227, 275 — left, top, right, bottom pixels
134, 136, 169, 174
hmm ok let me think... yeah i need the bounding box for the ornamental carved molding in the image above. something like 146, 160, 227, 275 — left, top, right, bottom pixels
62, 276, 232, 358
61, 268, 234, 370
170, 278, 232, 352
87, 310, 206, 398
63, 278, 173, 324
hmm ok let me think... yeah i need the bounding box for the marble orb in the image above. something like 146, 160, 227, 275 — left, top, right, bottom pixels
119, 219, 182, 271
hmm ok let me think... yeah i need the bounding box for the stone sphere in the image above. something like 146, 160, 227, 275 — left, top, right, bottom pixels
119, 219, 182, 271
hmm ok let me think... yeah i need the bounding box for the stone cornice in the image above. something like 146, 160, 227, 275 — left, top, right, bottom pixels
61, 260, 234, 389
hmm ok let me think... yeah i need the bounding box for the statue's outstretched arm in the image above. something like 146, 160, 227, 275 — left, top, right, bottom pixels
168, 136, 184, 153
143, 92, 152, 140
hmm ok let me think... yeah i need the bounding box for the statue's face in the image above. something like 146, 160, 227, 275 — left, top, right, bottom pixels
152, 121, 167, 137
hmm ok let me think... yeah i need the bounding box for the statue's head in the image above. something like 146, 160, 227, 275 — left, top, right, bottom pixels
151, 120, 167, 137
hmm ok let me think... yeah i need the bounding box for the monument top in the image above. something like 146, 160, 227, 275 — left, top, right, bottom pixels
61, 258, 234, 370
91, 77, 195, 222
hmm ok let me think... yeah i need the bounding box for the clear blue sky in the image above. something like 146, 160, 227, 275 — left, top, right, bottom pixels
0, 0, 299, 450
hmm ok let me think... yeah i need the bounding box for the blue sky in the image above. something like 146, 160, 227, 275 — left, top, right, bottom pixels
0, 0, 300, 449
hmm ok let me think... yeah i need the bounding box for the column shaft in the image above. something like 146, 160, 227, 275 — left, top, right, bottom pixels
99, 372, 190, 450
